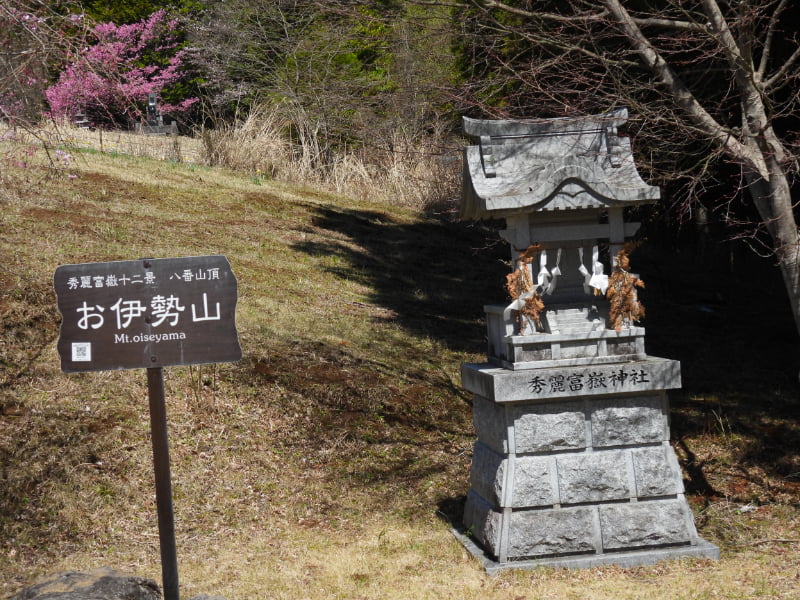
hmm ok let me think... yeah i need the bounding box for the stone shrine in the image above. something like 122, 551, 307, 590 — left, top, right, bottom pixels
458, 109, 719, 571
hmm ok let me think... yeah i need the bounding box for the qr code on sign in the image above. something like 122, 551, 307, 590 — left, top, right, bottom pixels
71, 342, 92, 362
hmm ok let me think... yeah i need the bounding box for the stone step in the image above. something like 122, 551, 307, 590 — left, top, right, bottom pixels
543, 308, 603, 335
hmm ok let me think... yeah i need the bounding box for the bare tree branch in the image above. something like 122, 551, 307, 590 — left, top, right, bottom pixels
764, 45, 800, 91
631, 17, 708, 34
468, 0, 607, 24
758, 0, 790, 79
603, 0, 761, 173
700, 0, 756, 90
448, 0, 800, 343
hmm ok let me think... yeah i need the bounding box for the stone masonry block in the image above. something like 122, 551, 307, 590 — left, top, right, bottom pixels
632, 445, 683, 497
512, 402, 586, 453
508, 507, 597, 558
463, 490, 502, 556
470, 443, 556, 509
557, 451, 631, 504
472, 395, 509, 454
511, 456, 555, 508
599, 500, 693, 550
591, 395, 666, 447
469, 442, 505, 507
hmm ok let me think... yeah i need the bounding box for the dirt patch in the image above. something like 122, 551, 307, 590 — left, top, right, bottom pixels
244, 340, 465, 428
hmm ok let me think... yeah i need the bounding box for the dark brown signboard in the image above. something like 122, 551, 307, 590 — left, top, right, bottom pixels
54, 255, 242, 372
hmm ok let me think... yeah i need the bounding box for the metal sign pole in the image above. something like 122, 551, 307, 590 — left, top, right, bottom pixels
147, 367, 180, 600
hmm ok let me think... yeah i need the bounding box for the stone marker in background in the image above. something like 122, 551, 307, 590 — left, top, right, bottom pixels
457, 109, 719, 572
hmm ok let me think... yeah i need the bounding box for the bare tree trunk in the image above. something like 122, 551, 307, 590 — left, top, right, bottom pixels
744, 157, 800, 346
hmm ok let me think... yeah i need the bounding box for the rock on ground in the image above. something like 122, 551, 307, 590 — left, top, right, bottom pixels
10, 568, 161, 600
10, 568, 225, 600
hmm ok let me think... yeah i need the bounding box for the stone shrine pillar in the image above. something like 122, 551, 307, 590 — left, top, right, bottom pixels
458, 110, 719, 571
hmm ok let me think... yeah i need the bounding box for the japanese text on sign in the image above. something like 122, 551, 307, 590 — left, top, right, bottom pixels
64, 267, 222, 290
74, 292, 220, 332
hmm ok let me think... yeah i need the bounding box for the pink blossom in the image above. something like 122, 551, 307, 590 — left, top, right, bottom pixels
45, 10, 196, 127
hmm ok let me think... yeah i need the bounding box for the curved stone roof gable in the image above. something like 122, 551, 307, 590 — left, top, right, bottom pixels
461, 109, 660, 220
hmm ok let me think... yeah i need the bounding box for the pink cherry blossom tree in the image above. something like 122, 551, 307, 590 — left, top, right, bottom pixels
45, 9, 197, 128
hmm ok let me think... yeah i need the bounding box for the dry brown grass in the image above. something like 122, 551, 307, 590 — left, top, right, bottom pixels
1, 141, 798, 600
196, 106, 462, 213
2, 111, 462, 215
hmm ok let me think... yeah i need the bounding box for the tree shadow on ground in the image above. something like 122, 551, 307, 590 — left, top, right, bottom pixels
634, 242, 800, 504
238, 338, 477, 513
292, 204, 799, 511
292, 205, 507, 354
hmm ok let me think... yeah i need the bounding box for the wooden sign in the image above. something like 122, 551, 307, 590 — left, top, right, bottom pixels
54, 255, 242, 372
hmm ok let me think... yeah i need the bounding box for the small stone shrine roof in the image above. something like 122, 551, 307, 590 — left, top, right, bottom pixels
461, 108, 660, 220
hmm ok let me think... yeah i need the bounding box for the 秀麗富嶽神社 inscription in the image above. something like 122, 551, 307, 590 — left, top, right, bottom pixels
527, 366, 651, 394
461, 358, 680, 404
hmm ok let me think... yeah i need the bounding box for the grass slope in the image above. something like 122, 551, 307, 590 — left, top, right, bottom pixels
1, 148, 799, 599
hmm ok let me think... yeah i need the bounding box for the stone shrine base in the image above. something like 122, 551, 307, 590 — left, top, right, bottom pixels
459, 357, 719, 570
451, 525, 719, 575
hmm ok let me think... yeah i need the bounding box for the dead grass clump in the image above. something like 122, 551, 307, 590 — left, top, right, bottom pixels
198, 105, 461, 213
324, 125, 462, 213
199, 106, 294, 178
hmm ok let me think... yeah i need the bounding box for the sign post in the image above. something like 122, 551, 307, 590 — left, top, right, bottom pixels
54, 255, 242, 600
147, 366, 179, 600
